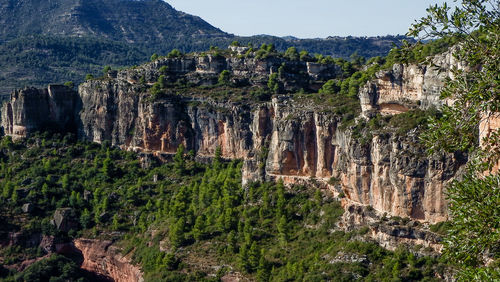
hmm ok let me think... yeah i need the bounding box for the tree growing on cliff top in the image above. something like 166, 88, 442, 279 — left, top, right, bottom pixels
409, 0, 499, 279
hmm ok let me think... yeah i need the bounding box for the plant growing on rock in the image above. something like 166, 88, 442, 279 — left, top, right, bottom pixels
409, 0, 500, 279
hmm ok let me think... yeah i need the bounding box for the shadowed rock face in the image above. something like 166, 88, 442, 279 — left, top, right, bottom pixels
1, 85, 79, 139
0, 53, 471, 224
72, 239, 143, 282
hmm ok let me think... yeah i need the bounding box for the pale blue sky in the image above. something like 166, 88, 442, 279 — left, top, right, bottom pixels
166, 0, 458, 38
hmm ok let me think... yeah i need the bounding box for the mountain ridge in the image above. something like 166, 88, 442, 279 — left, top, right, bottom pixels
0, 0, 227, 42
0, 0, 411, 94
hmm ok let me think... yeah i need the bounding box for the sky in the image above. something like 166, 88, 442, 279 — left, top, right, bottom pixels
166, 0, 458, 38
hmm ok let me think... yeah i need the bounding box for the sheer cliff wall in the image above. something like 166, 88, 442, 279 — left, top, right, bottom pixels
1, 52, 470, 224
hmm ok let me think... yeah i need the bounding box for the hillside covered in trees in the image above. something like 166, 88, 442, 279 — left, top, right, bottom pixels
0, 133, 449, 281
0, 0, 409, 95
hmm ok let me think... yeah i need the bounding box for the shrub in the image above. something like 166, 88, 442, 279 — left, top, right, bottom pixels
167, 49, 183, 58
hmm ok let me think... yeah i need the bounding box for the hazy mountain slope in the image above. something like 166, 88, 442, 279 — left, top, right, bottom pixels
0, 0, 227, 42
0, 0, 409, 95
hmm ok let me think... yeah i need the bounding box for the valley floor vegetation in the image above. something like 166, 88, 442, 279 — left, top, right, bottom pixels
0, 133, 449, 281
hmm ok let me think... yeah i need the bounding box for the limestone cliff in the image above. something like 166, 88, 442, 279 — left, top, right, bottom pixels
1, 85, 79, 139
1, 52, 469, 225
359, 50, 462, 117
72, 239, 143, 282
77, 89, 463, 224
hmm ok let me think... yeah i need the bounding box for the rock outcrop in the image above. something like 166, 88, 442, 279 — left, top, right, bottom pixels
0, 52, 469, 224
359, 50, 462, 117
339, 201, 443, 254
72, 239, 143, 282
1, 85, 79, 139
77, 85, 464, 223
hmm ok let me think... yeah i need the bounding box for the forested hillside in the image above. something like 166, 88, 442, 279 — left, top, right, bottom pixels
0, 0, 409, 94
0, 134, 448, 281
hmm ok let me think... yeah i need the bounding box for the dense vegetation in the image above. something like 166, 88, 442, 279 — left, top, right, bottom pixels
408, 0, 500, 280
0, 0, 409, 95
0, 35, 148, 94
0, 134, 448, 281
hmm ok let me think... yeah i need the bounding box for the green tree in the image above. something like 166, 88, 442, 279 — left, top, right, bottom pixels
226, 230, 236, 253
192, 215, 205, 241
158, 75, 166, 89
213, 146, 222, 169
256, 249, 270, 281
319, 79, 340, 95
80, 208, 92, 228
248, 241, 260, 272
277, 215, 288, 246
238, 242, 250, 272
276, 180, 286, 216
64, 81, 75, 89
112, 214, 119, 231
103, 65, 111, 74
101, 150, 114, 178
159, 65, 168, 74
150, 53, 159, 61
284, 47, 299, 61
167, 49, 182, 58
218, 70, 231, 86
2, 181, 13, 199
173, 144, 185, 175
267, 73, 280, 94
41, 183, 49, 196
299, 50, 311, 61
409, 0, 500, 279
169, 218, 185, 248
10, 188, 18, 204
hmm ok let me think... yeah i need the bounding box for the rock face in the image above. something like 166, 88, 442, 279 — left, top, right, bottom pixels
339, 201, 443, 254
72, 239, 143, 282
1, 85, 79, 139
0, 52, 469, 224
359, 50, 462, 117
77, 88, 464, 224
51, 208, 78, 232
115, 54, 340, 92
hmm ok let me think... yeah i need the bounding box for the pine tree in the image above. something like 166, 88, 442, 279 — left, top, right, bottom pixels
193, 215, 205, 241
169, 218, 185, 248
10, 188, 18, 204
80, 208, 92, 228
213, 146, 222, 170
173, 144, 185, 175
276, 181, 286, 217
226, 230, 236, 254
2, 181, 12, 199
277, 215, 288, 246
112, 214, 119, 231
238, 243, 249, 272
256, 249, 271, 282
248, 241, 260, 272
101, 149, 114, 178
69, 191, 77, 207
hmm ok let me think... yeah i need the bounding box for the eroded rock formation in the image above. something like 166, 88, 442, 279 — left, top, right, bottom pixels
339, 201, 443, 254
1, 85, 79, 139
0, 52, 472, 224
359, 50, 462, 117
72, 239, 143, 282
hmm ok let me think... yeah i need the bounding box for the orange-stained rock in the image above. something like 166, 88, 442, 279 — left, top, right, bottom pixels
2, 51, 468, 226
480, 112, 500, 173
73, 239, 143, 282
